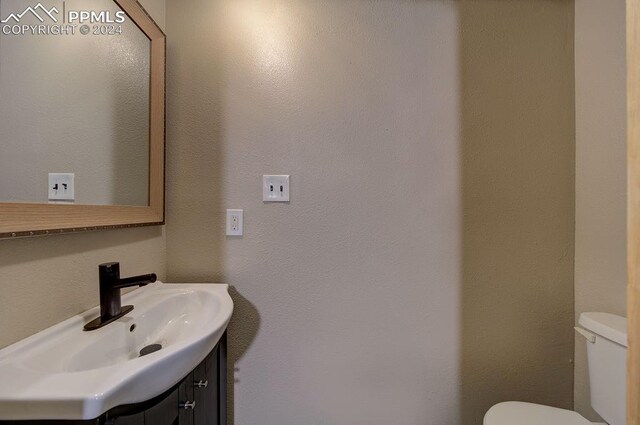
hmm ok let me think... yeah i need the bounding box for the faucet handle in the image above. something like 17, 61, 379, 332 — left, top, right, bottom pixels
99, 262, 120, 280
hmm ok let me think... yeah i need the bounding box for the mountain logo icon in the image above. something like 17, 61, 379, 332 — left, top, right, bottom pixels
1, 3, 59, 24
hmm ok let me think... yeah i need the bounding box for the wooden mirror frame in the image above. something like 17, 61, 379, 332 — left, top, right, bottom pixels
0, 0, 165, 239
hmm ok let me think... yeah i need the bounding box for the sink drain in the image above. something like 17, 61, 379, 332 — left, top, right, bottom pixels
139, 344, 162, 357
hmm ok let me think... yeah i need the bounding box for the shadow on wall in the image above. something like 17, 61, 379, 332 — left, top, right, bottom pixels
227, 287, 260, 425
458, 1, 575, 423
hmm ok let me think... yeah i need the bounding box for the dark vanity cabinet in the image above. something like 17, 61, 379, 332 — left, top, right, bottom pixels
172, 341, 221, 425
1, 334, 227, 425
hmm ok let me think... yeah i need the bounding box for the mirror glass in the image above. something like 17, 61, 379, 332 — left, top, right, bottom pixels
0, 0, 151, 206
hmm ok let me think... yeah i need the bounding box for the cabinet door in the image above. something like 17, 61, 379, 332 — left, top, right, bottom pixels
193, 350, 218, 425
178, 371, 195, 425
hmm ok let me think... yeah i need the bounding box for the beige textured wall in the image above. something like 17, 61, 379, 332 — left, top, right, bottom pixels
0, 228, 166, 348
574, 0, 627, 421
166, 1, 575, 423
0, 0, 166, 350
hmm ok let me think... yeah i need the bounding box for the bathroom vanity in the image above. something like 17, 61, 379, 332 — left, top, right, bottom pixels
0, 283, 233, 425
0, 335, 226, 425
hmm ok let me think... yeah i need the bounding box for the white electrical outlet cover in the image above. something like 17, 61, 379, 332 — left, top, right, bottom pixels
226, 209, 244, 236
263, 175, 290, 202
48, 173, 75, 202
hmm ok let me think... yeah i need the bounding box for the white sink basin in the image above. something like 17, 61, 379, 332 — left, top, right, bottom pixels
0, 282, 233, 421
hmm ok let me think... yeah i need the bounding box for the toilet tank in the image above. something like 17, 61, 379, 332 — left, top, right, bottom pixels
578, 312, 627, 425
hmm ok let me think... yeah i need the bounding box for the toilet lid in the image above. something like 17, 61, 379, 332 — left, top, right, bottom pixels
484, 402, 593, 425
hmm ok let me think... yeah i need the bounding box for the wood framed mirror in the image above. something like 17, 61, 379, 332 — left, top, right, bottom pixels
0, 0, 165, 239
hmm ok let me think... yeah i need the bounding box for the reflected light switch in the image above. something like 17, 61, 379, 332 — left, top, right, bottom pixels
48, 173, 75, 202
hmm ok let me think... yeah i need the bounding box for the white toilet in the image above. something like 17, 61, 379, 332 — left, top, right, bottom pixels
484, 312, 627, 425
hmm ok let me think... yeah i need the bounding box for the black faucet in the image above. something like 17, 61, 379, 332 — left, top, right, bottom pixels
84, 262, 157, 331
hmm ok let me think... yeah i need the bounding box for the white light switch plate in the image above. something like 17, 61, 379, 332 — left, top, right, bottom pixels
226, 209, 244, 236
48, 173, 75, 202
263, 175, 290, 202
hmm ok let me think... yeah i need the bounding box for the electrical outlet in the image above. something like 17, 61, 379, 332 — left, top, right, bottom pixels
226, 209, 243, 236
263, 175, 290, 202
48, 173, 75, 202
